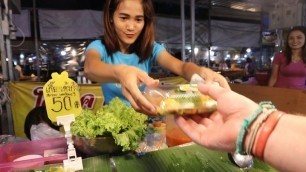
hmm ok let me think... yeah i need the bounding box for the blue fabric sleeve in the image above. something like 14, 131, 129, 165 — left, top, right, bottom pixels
151, 42, 165, 63
85, 40, 107, 60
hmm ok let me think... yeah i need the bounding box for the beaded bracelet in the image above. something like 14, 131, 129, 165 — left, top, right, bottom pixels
235, 101, 275, 154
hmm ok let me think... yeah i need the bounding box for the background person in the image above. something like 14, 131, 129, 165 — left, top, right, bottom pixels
268, 26, 306, 90
84, 0, 229, 114
218, 59, 228, 70
225, 58, 232, 69
66, 56, 80, 81
13, 63, 36, 81
242, 57, 257, 84
244, 57, 255, 78
24, 106, 63, 140
175, 83, 306, 172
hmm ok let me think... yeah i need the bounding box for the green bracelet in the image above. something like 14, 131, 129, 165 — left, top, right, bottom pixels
235, 101, 275, 155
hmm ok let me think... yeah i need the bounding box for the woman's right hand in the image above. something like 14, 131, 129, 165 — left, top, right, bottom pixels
175, 83, 259, 152
116, 65, 159, 114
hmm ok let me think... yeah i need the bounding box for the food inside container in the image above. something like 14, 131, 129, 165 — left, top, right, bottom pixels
143, 84, 217, 115
165, 115, 192, 147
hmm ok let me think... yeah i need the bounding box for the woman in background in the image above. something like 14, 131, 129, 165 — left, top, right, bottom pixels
268, 26, 306, 90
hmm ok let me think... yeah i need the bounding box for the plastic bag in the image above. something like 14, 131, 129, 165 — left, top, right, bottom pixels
0, 135, 15, 145
30, 123, 64, 140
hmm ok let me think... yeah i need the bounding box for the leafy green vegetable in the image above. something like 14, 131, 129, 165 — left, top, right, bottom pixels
71, 97, 148, 151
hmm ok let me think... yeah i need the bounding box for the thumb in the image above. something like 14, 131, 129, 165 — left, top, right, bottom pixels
146, 79, 159, 87
139, 74, 159, 87
198, 83, 227, 101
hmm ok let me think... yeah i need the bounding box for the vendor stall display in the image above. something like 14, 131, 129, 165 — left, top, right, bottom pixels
4, 76, 294, 171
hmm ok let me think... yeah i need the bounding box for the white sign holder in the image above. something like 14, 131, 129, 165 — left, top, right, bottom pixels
57, 114, 83, 171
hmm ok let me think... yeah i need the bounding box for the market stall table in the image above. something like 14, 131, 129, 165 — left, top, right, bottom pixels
220, 69, 245, 81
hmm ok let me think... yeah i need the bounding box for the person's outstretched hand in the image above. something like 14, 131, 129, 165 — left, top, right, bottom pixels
117, 65, 159, 114
198, 67, 230, 90
175, 83, 259, 152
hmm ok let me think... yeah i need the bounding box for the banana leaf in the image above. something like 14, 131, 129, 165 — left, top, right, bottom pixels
112, 144, 276, 172
25, 144, 276, 172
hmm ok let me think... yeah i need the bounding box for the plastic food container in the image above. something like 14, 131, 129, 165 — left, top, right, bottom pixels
165, 115, 192, 147
72, 135, 123, 157
0, 137, 67, 171
143, 84, 217, 115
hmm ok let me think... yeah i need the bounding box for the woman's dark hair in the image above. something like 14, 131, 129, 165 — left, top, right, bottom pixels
24, 106, 60, 140
284, 26, 306, 65
103, 0, 155, 63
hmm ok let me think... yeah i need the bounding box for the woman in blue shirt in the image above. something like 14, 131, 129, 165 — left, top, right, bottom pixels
84, 0, 229, 114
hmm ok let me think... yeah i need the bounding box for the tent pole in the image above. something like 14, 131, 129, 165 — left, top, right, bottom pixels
190, 0, 195, 62
303, 2, 306, 26
207, 0, 212, 68
0, 0, 15, 135
0, 2, 8, 82
0, 1, 9, 134
3, 0, 14, 81
33, 0, 41, 81
5, 10, 15, 135
180, 0, 185, 61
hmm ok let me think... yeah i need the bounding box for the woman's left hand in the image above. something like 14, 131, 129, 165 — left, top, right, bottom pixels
117, 65, 159, 114
198, 67, 230, 89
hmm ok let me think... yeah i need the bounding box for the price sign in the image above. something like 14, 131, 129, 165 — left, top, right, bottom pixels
43, 71, 81, 122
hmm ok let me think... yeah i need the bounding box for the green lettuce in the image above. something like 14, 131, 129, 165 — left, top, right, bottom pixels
71, 97, 148, 151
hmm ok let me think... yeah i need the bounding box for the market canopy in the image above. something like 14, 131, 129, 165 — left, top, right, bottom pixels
13, 9, 260, 48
